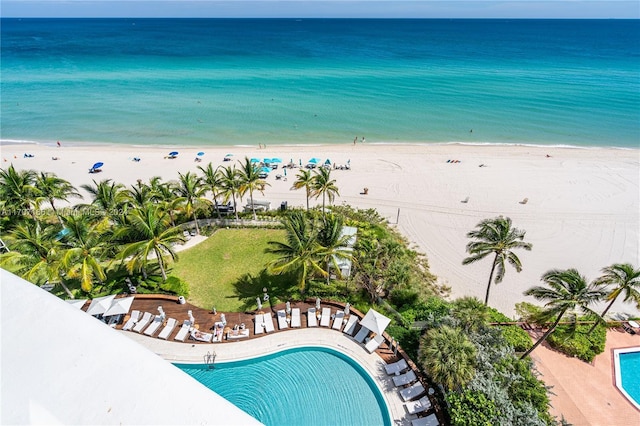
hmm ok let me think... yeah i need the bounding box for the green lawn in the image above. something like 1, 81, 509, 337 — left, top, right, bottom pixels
171, 228, 287, 312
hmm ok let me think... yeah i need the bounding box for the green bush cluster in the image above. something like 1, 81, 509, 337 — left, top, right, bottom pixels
546, 323, 606, 363
447, 390, 500, 426
487, 307, 533, 352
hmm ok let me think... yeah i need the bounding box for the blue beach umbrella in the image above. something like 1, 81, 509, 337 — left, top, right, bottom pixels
250, 158, 260, 163
225, 153, 233, 158
169, 151, 179, 156
324, 159, 331, 165
261, 167, 271, 173
271, 157, 282, 163
92, 162, 104, 169
308, 158, 320, 164
264, 158, 272, 163
197, 151, 205, 157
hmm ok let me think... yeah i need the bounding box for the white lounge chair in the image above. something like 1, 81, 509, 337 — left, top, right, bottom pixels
320, 307, 331, 327
404, 395, 432, 415
385, 358, 409, 375
121, 310, 140, 331
133, 312, 153, 333
411, 413, 439, 426
393, 370, 417, 387
190, 329, 213, 342
342, 315, 358, 336
365, 334, 384, 353
332, 311, 345, 330
307, 308, 318, 327
354, 326, 370, 343
174, 320, 192, 342
400, 382, 426, 401
143, 315, 164, 336
264, 313, 275, 333
158, 318, 177, 340
291, 308, 301, 328
277, 309, 288, 330
255, 314, 265, 335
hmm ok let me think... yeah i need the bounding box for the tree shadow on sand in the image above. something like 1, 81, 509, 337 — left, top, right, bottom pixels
232, 269, 297, 312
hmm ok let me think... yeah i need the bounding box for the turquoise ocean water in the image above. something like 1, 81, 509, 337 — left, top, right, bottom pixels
1, 18, 639, 148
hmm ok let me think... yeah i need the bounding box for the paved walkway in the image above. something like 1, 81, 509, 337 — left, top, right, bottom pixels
125, 328, 417, 425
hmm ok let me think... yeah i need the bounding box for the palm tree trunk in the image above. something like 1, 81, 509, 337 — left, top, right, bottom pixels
155, 248, 167, 281
59, 278, 74, 298
306, 188, 310, 211
250, 188, 257, 220
213, 193, 222, 219
484, 252, 499, 305
588, 295, 618, 333
520, 310, 566, 359
232, 193, 239, 220
50, 199, 64, 225
192, 210, 200, 234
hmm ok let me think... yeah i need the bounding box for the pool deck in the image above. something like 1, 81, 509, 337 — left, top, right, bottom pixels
530, 329, 640, 425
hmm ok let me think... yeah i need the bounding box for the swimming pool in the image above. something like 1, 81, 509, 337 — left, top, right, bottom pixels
613, 347, 640, 410
176, 347, 391, 426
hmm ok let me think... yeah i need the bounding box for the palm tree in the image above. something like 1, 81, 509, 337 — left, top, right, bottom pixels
462, 216, 532, 305
115, 205, 185, 281
316, 213, 353, 284
520, 269, 605, 359
124, 182, 154, 209
292, 169, 314, 211
589, 263, 640, 333
59, 215, 111, 293
311, 167, 340, 214
198, 163, 224, 218
80, 179, 127, 223
35, 172, 82, 224
0, 165, 40, 222
266, 211, 327, 292
149, 176, 180, 226
218, 165, 241, 220
237, 157, 269, 220
175, 171, 209, 235
419, 325, 477, 391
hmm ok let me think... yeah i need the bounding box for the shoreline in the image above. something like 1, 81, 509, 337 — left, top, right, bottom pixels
2, 141, 639, 317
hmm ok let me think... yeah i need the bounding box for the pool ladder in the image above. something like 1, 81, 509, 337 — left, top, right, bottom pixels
204, 351, 216, 369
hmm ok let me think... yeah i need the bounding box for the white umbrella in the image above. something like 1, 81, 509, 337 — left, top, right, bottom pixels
359, 308, 391, 335
221, 313, 227, 325
188, 310, 195, 325
157, 306, 165, 321
286, 301, 291, 314
256, 297, 262, 310
344, 303, 350, 316
85, 295, 116, 316
102, 296, 134, 317
66, 299, 87, 310
315, 298, 321, 310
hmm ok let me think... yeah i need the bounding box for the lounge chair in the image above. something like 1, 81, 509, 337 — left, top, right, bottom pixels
307, 308, 318, 327
410, 413, 439, 426
393, 370, 417, 387
255, 314, 265, 335
342, 315, 359, 336
190, 329, 213, 342
121, 310, 140, 331
291, 308, 301, 328
400, 382, 426, 401
227, 324, 249, 340
332, 311, 345, 330
365, 334, 384, 353
404, 395, 432, 415
174, 320, 192, 342
133, 312, 153, 333
158, 318, 177, 340
385, 359, 409, 375
354, 326, 370, 343
320, 307, 331, 327
277, 310, 289, 330
264, 313, 275, 333
143, 315, 164, 336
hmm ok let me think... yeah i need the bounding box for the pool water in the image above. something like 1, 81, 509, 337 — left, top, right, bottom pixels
619, 351, 640, 406
176, 347, 391, 426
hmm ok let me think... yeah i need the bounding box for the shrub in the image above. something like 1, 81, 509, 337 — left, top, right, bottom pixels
160, 275, 190, 298
447, 390, 499, 426
487, 307, 532, 352
547, 323, 606, 362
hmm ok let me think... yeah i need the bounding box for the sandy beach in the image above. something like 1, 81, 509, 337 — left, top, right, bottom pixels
2, 142, 639, 317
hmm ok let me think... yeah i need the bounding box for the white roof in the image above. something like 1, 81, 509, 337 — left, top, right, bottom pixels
0, 269, 261, 425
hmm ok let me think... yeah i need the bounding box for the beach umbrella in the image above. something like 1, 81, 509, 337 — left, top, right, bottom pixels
360, 308, 391, 335
324, 159, 331, 165
308, 158, 319, 164
102, 296, 135, 317
271, 157, 282, 163
250, 158, 260, 163
221, 313, 227, 325
225, 153, 233, 158
85, 294, 116, 317
197, 151, 205, 157
261, 166, 271, 173
315, 298, 321, 310
264, 158, 272, 163
169, 151, 179, 156
286, 301, 291, 314
157, 305, 165, 321
188, 310, 195, 325
92, 162, 104, 169
66, 299, 88, 310
256, 297, 262, 311
344, 303, 350, 316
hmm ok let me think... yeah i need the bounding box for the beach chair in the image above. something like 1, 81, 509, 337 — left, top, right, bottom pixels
404, 395, 432, 415
264, 313, 275, 333
174, 320, 192, 342
332, 311, 345, 330
255, 314, 265, 335
365, 334, 384, 353
307, 308, 318, 327
320, 307, 331, 327
277, 310, 289, 330
143, 315, 164, 336
158, 318, 177, 340
385, 359, 409, 375
400, 382, 426, 402
291, 308, 301, 328
190, 329, 213, 342
410, 413, 439, 426
393, 370, 417, 387
354, 326, 370, 343
121, 310, 140, 331
133, 312, 153, 333
342, 315, 359, 336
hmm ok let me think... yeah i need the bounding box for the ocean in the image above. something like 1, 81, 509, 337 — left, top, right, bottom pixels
1, 18, 639, 148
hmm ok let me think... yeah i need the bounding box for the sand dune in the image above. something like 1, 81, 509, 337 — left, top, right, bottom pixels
2, 142, 639, 316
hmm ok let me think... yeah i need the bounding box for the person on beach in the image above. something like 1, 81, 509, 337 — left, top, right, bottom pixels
361, 136, 365, 143
57, 141, 61, 147
354, 136, 357, 145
